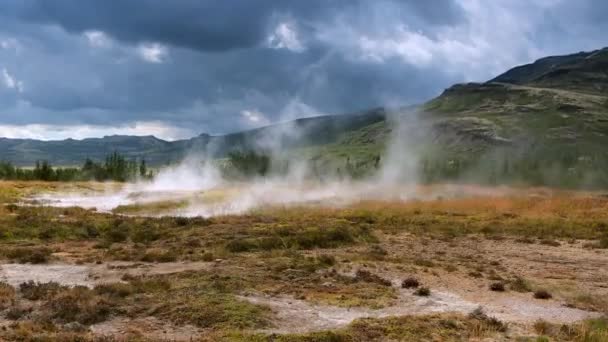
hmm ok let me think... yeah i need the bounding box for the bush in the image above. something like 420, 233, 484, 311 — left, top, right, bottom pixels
489, 282, 506, 292
468, 271, 483, 278
401, 277, 420, 289
367, 244, 388, 259
225, 226, 372, 253
316, 254, 336, 267
539, 239, 561, 247
140, 249, 177, 263
469, 307, 507, 332
414, 287, 431, 297
4, 247, 52, 264
534, 289, 552, 300
45, 286, 115, 325
533, 319, 553, 335
202, 252, 215, 262
5, 305, 31, 320
599, 234, 608, 249
174, 217, 190, 226
104, 219, 130, 243
0, 282, 16, 309
509, 277, 532, 292
355, 270, 392, 287
130, 225, 161, 244
19, 281, 65, 300
94, 283, 134, 298
225, 239, 257, 253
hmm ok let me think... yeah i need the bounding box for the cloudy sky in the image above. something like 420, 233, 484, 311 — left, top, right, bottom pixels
0, 0, 607, 140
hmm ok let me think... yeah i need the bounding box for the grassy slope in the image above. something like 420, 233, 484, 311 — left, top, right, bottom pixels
304, 48, 608, 186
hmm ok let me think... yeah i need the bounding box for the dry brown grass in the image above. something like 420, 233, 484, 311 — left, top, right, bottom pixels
0, 181, 606, 341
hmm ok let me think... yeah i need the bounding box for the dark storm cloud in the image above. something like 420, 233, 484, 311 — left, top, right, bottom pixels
0, 0, 607, 139
4, 0, 465, 52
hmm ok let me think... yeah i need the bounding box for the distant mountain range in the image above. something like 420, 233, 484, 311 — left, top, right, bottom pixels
1, 47, 607, 183
0, 109, 386, 166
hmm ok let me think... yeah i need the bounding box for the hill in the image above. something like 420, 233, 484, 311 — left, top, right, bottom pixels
305, 47, 608, 186
1, 47, 607, 187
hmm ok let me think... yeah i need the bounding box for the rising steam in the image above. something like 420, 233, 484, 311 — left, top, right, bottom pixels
34, 107, 433, 217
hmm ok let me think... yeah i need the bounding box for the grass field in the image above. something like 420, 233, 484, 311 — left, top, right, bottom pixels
0, 181, 606, 341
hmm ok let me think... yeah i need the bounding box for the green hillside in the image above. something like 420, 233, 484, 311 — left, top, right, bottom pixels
303, 48, 608, 186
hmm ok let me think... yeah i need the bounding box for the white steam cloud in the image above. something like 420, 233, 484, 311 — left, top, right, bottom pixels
34, 107, 431, 217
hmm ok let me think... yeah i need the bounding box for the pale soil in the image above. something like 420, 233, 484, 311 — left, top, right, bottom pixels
373, 233, 608, 315
0, 264, 92, 287
241, 289, 480, 334
0, 261, 213, 287
2, 235, 606, 337
239, 233, 607, 334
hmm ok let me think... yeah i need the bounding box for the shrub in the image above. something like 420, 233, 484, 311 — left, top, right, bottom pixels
5, 247, 52, 264
489, 282, 506, 292
539, 239, 561, 247
599, 234, 608, 249
5, 305, 32, 320
414, 258, 435, 268
444, 264, 458, 273
509, 277, 532, 292
469, 307, 507, 332
129, 278, 171, 293
94, 283, 134, 298
174, 217, 190, 226
533, 319, 553, 335
515, 237, 535, 244
534, 289, 552, 300
202, 252, 215, 262
401, 277, 420, 289
414, 287, 431, 297
130, 225, 161, 244
316, 254, 336, 267
225, 226, 372, 253
468, 271, 483, 278
0, 282, 16, 309
140, 249, 178, 263
185, 238, 202, 248
225, 239, 257, 253
45, 286, 115, 325
104, 220, 129, 243
355, 270, 392, 287
367, 244, 388, 260
19, 281, 64, 300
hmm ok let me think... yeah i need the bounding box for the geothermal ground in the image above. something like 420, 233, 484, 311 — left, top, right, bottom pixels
0, 180, 606, 341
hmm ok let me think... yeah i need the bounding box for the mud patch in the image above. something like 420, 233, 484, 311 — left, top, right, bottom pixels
242, 289, 478, 334
242, 286, 599, 334
0, 261, 213, 288
88, 261, 213, 283
0, 264, 92, 287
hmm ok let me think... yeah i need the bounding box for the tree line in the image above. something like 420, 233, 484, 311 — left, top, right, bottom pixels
0, 152, 151, 182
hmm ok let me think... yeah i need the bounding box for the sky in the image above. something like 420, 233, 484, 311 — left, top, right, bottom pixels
0, 0, 607, 141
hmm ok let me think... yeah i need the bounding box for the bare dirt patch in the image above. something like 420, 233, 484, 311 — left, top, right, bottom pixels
0, 264, 93, 287
0, 261, 213, 288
